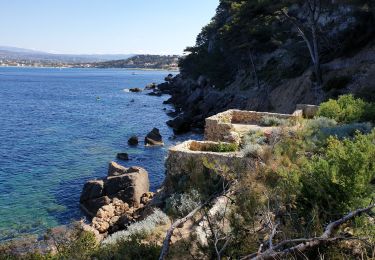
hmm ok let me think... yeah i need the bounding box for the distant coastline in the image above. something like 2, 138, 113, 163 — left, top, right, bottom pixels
0, 65, 179, 72
0, 52, 180, 71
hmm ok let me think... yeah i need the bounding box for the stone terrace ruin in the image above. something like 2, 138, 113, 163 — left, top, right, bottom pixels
204, 109, 300, 143
165, 105, 318, 192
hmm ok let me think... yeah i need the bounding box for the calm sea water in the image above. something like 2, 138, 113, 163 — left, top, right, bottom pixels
0, 67, 194, 241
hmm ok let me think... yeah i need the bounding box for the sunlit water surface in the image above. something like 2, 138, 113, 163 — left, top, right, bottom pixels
0, 67, 197, 240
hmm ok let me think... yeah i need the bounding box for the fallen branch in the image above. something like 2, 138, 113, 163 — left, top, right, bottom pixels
159, 190, 233, 260
241, 203, 375, 260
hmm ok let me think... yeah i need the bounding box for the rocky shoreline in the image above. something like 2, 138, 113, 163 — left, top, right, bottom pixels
79, 126, 167, 240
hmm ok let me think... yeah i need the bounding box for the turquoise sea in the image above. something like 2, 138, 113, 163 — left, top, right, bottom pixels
0, 67, 194, 241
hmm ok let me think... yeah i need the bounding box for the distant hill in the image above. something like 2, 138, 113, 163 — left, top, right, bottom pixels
89, 55, 180, 70
0, 46, 134, 63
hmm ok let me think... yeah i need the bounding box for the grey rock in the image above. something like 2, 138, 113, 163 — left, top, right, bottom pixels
128, 136, 139, 146
80, 180, 104, 203
145, 128, 164, 146
116, 153, 129, 161
108, 161, 128, 177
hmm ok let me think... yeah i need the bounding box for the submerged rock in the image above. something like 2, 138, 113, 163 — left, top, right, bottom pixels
116, 153, 129, 161
147, 90, 163, 96
129, 88, 142, 93
145, 128, 164, 146
144, 83, 157, 90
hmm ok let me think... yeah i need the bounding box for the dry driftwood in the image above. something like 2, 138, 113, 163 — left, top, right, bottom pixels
241, 203, 375, 260
158, 188, 234, 260
158, 202, 206, 260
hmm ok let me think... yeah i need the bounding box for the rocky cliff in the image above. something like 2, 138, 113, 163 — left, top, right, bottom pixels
162, 0, 375, 133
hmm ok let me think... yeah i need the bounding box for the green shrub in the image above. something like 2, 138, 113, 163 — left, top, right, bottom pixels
96, 235, 161, 260
317, 94, 368, 123
320, 122, 373, 139
243, 130, 267, 146
205, 142, 238, 152
299, 130, 375, 220
260, 116, 290, 126
241, 143, 263, 158
102, 209, 169, 246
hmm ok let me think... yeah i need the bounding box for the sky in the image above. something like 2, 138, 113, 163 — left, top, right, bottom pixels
0, 0, 219, 55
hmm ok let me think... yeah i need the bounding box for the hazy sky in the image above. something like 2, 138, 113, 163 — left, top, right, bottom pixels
1, 0, 219, 55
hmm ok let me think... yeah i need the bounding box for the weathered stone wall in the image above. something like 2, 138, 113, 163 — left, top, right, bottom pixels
230, 110, 296, 124
295, 104, 319, 118
204, 109, 300, 143
165, 140, 254, 194
204, 116, 235, 143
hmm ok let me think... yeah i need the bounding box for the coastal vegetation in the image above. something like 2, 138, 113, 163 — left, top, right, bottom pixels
165, 0, 375, 134
1, 0, 375, 259
1, 95, 374, 259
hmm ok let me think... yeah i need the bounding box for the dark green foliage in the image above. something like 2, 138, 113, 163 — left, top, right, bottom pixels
226, 114, 375, 258
299, 131, 375, 222
0, 227, 161, 260
179, 48, 233, 89
164, 157, 226, 198
95, 236, 161, 260
318, 94, 375, 123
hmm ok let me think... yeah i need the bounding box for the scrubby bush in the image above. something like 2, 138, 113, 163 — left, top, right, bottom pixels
317, 94, 374, 123
96, 235, 161, 260
305, 117, 338, 132
243, 130, 267, 146
204, 142, 238, 152
0, 225, 98, 260
102, 209, 169, 246
241, 143, 263, 158
165, 189, 202, 218
222, 127, 375, 258
299, 130, 375, 221
260, 116, 290, 127
320, 122, 373, 139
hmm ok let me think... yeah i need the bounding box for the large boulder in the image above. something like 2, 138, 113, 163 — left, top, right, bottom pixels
80, 163, 150, 217
81, 196, 111, 217
145, 128, 164, 146
167, 115, 191, 134
106, 167, 149, 206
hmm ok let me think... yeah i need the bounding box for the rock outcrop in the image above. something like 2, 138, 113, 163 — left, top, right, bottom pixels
128, 136, 139, 146
129, 88, 142, 93
80, 162, 151, 223
80, 162, 154, 235
157, 2, 375, 135
145, 128, 164, 146
116, 153, 129, 161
